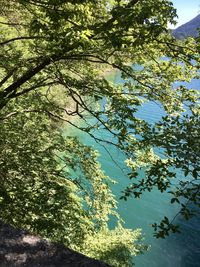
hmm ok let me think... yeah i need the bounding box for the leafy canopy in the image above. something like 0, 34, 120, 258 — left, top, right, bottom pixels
0, 0, 199, 261
0, 92, 147, 266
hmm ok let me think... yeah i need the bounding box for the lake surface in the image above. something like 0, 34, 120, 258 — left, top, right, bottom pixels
65, 72, 200, 267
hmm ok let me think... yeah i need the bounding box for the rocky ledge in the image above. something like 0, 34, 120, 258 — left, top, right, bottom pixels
0, 220, 111, 267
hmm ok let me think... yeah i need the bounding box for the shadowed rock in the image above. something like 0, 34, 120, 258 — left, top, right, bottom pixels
0, 220, 111, 267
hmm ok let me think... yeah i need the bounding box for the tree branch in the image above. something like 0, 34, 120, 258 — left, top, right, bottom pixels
0, 36, 45, 46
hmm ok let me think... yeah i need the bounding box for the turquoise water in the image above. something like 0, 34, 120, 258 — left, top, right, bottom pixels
66, 72, 200, 267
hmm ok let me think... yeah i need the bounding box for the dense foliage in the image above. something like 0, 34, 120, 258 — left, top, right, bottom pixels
0, 0, 200, 265
0, 92, 147, 266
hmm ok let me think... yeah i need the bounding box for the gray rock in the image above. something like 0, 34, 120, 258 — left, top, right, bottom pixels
0, 220, 112, 267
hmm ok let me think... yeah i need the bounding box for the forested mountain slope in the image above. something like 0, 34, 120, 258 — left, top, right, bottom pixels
173, 14, 200, 38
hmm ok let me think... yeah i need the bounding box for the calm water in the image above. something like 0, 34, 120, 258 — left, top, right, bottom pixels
65, 72, 200, 267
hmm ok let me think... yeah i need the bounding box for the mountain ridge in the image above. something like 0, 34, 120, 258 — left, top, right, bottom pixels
173, 14, 200, 39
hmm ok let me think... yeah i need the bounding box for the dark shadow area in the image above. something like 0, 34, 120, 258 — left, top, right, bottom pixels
160, 206, 200, 267
176, 211, 200, 267
0, 220, 111, 267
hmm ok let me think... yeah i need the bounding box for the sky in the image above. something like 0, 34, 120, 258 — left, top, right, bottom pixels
171, 0, 200, 28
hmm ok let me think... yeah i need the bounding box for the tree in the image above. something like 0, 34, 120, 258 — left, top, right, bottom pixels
0, 91, 147, 266
0, 0, 199, 257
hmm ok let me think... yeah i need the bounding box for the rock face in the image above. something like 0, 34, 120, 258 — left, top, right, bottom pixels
173, 14, 200, 39
0, 220, 111, 267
